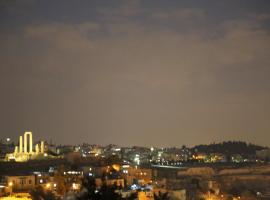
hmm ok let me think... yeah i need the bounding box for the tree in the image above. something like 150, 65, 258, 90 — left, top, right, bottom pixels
126, 193, 137, 200
154, 191, 169, 200
54, 165, 68, 195
78, 176, 100, 200
30, 185, 57, 200
99, 183, 121, 200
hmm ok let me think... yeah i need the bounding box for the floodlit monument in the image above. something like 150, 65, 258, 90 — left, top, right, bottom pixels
5, 131, 46, 162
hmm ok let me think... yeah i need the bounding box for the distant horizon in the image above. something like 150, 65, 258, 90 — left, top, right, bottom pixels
2, 132, 269, 149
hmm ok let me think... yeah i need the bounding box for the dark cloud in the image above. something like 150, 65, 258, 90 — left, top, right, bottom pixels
0, 0, 270, 147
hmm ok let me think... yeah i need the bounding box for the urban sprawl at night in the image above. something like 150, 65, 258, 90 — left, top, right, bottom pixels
0, 132, 270, 200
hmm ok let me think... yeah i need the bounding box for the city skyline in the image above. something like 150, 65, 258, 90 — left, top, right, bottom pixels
1, 0, 270, 147
1, 131, 269, 149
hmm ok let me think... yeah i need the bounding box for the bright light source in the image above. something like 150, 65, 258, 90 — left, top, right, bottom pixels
72, 183, 79, 190
8, 182, 13, 187
131, 184, 139, 190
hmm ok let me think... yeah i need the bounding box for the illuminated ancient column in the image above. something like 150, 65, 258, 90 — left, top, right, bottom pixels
24, 133, 28, 153
15, 146, 18, 154
35, 144, 39, 154
24, 132, 33, 153
19, 136, 23, 153
29, 132, 33, 153
41, 141, 44, 153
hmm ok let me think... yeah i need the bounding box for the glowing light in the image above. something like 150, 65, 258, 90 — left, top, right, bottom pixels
8, 182, 13, 187
134, 155, 140, 165
46, 183, 51, 188
131, 184, 140, 190
112, 164, 120, 171
72, 183, 79, 190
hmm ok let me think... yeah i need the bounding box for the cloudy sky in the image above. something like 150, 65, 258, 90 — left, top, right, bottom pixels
1, 0, 270, 147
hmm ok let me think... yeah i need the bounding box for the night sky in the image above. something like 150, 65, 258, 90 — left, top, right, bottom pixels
1, 0, 270, 147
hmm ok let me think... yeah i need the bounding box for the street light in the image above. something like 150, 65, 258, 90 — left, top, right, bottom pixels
72, 183, 79, 190
46, 183, 51, 189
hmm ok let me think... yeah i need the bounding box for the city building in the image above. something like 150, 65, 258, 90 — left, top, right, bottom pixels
5, 175, 36, 191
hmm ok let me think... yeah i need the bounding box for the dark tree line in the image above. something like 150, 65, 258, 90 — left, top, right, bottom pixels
192, 141, 266, 155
